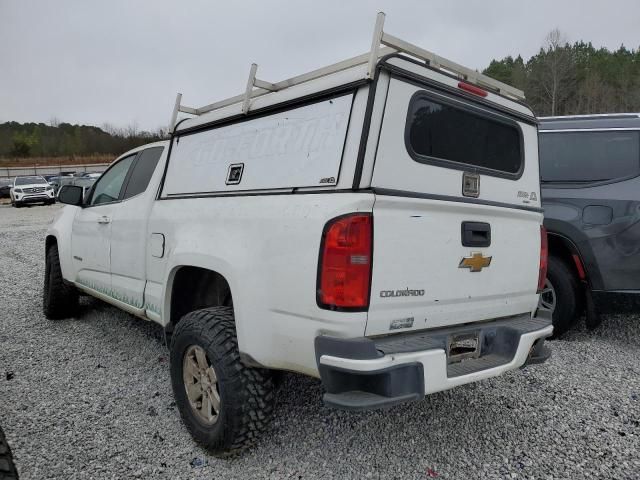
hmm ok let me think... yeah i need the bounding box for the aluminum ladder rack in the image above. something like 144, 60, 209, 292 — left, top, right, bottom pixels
169, 12, 525, 131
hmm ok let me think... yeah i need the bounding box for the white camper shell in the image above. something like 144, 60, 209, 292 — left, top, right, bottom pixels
47, 13, 551, 456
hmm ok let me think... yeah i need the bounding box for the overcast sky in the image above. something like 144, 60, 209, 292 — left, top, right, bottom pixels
1, 0, 639, 131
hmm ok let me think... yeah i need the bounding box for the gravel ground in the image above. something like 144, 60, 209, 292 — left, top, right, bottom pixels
0, 204, 638, 480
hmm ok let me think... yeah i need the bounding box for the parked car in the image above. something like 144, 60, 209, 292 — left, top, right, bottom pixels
71, 172, 101, 190
45, 13, 551, 456
10, 175, 55, 207
538, 113, 640, 335
46, 174, 77, 194
46, 176, 62, 193
0, 179, 12, 198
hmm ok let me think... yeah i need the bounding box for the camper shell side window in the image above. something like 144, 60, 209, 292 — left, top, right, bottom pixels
404, 90, 524, 179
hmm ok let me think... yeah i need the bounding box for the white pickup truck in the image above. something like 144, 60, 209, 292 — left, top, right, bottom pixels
45, 13, 552, 456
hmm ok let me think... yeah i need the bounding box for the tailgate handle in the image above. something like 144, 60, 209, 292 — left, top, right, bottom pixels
461, 222, 491, 247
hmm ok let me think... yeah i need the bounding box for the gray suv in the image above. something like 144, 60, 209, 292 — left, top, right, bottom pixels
539, 113, 640, 335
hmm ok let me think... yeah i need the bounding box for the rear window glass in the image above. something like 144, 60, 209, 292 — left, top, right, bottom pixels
540, 131, 640, 182
406, 93, 522, 176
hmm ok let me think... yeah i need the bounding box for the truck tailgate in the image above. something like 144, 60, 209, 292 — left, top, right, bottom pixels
366, 195, 541, 335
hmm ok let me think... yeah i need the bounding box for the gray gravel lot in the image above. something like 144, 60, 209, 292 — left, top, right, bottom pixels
0, 204, 638, 479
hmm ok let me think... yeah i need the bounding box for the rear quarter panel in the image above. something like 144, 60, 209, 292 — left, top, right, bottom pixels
148, 193, 375, 376
542, 175, 640, 291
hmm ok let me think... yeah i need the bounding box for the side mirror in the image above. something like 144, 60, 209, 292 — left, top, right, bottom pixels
57, 185, 85, 206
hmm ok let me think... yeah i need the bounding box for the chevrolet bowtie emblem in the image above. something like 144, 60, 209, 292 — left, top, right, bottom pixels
459, 252, 492, 272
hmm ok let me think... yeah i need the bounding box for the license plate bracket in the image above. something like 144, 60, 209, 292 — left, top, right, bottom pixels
447, 331, 480, 364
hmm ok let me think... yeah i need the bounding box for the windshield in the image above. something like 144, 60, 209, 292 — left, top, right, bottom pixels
15, 176, 48, 186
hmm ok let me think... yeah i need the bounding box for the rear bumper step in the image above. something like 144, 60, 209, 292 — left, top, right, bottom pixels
315, 311, 553, 411
324, 391, 421, 411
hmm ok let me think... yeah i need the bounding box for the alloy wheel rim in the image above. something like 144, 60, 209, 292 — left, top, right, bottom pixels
538, 279, 556, 314
183, 345, 221, 425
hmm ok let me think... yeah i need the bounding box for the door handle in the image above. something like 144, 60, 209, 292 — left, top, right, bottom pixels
461, 221, 491, 247
97, 216, 111, 224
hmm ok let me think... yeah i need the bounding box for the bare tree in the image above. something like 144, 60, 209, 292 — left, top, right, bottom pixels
101, 123, 119, 136
124, 121, 139, 139
528, 29, 575, 116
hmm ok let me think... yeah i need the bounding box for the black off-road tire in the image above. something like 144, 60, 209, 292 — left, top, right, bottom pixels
170, 306, 275, 457
547, 255, 582, 338
0, 426, 19, 480
12, 201, 21, 209
43, 245, 79, 319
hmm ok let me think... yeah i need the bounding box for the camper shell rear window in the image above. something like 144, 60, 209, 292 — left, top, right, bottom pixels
405, 91, 524, 179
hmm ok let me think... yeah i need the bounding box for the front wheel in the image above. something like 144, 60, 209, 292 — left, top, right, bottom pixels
538, 256, 582, 337
170, 306, 275, 457
43, 245, 79, 319
0, 426, 19, 480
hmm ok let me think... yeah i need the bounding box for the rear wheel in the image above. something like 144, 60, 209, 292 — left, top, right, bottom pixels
170, 306, 275, 457
0, 426, 19, 480
538, 256, 581, 337
43, 245, 79, 319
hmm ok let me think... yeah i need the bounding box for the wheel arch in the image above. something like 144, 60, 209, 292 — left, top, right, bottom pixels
163, 263, 235, 341
544, 217, 605, 289
44, 233, 74, 282
547, 231, 589, 287
45, 234, 58, 251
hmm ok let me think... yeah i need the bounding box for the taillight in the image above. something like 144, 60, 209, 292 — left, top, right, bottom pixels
458, 81, 488, 97
317, 213, 372, 310
537, 225, 548, 293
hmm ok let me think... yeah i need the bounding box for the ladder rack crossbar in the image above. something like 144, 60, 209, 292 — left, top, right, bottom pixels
380, 30, 523, 99
169, 12, 525, 131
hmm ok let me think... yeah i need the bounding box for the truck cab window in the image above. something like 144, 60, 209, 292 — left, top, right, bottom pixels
89, 155, 136, 206
122, 147, 163, 200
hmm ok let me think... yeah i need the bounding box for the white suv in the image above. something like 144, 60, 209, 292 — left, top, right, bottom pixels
44, 14, 552, 456
10, 175, 55, 207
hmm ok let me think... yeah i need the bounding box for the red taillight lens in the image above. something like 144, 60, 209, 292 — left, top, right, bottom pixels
458, 81, 488, 97
537, 225, 548, 293
318, 213, 372, 310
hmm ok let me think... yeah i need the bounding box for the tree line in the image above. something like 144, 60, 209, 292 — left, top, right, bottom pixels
0, 121, 165, 159
484, 29, 640, 116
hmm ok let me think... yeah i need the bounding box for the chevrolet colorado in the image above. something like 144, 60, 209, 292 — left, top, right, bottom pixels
45, 13, 551, 456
